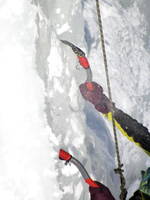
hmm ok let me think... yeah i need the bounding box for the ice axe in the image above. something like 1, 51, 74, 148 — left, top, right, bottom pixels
60, 40, 93, 81
59, 149, 100, 188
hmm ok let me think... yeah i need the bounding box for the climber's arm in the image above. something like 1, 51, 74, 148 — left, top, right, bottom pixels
105, 108, 150, 155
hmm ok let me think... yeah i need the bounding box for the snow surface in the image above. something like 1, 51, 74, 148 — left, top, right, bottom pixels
0, 0, 150, 199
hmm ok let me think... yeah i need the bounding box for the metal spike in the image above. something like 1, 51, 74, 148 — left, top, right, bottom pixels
60, 40, 85, 57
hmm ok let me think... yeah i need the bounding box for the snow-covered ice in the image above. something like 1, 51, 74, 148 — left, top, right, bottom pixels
0, 0, 150, 199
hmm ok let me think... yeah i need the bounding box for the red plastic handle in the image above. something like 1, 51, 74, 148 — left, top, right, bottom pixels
85, 178, 100, 188
78, 56, 90, 69
59, 149, 72, 161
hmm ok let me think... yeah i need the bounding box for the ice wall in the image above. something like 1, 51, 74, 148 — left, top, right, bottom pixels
0, 0, 150, 200
35, 0, 118, 199
35, 0, 150, 199
0, 1, 61, 199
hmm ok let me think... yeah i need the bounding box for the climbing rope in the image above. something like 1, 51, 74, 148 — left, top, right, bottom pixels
95, 0, 127, 199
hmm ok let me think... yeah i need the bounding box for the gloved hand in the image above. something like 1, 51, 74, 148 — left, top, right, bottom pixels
89, 181, 115, 200
139, 167, 150, 197
129, 190, 142, 200
79, 82, 113, 114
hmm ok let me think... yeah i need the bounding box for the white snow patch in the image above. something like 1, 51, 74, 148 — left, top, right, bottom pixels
57, 23, 70, 34
56, 8, 61, 14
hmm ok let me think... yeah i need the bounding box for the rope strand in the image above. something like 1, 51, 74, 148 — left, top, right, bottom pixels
95, 1, 127, 199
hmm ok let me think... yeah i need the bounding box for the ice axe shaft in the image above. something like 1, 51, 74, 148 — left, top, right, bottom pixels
59, 149, 100, 188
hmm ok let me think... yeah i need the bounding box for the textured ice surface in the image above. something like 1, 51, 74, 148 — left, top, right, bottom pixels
0, 0, 150, 199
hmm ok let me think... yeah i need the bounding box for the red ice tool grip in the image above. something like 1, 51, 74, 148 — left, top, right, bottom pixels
85, 178, 100, 188
78, 56, 90, 69
59, 149, 72, 161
